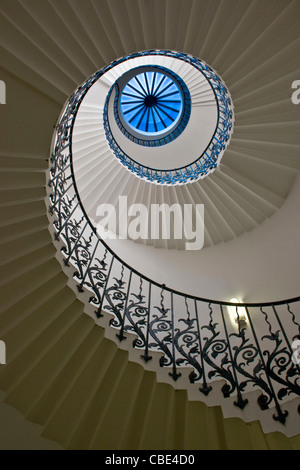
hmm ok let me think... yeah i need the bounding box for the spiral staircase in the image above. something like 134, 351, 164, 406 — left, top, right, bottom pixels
0, 0, 300, 450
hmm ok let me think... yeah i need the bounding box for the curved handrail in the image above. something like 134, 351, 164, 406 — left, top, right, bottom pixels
48, 50, 300, 428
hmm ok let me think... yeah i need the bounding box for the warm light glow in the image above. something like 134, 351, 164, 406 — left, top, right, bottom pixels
228, 297, 247, 328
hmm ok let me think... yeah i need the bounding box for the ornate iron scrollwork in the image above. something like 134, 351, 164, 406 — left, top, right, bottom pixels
47, 50, 300, 429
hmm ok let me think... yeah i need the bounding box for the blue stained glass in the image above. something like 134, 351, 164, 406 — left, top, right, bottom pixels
120, 71, 183, 136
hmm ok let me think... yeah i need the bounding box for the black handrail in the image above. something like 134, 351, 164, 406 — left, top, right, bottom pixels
48, 50, 300, 428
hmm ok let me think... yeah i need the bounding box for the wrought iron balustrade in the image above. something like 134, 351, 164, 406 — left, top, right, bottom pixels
48, 50, 300, 427
102, 51, 233, 185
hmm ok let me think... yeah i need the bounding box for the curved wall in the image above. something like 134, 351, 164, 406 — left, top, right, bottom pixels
104, 173, 300, 303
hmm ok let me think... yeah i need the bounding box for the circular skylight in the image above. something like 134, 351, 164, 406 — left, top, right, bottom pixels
113, 65, 191, 147
101, 51, 234, 184
120, 70, 183, 136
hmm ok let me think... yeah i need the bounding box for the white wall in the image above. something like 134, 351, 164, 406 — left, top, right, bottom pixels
105, 173, 300, 303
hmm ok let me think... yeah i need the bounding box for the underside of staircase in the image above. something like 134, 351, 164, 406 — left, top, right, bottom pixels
0, 0, 300, 450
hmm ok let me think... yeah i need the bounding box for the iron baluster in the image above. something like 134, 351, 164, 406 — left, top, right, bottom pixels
194, 299, 212, 395
103, 263, 127, 329
259, 306, 290, 423
201, 304, 236, 398
94, 254, 115, 319
173, 297, 203, 384
141, 282, 152, 363
62, 221, 88, 266
104, 264, 126, 328
115, 269, 133, 342
71, 229, 94, 284
148, 284, 173, 370
54, 201, 80, 239
122, 277, 148, 351
219, 305, 248, 409
272, 305, 300, 375
83, 248, 108, 308
49, 162, 71, 184
77, 238, 100, 292
169, 292, 182, 381
261, 306, 300, 407
49, 180, 74, 212
229, 306, 274, 411
244, 306, 282, 412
